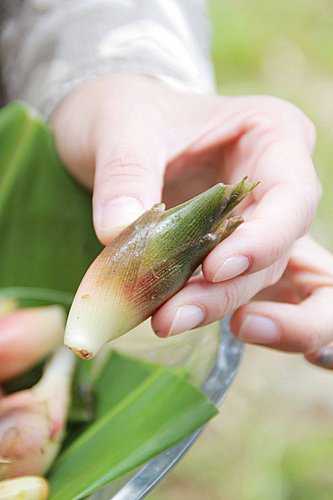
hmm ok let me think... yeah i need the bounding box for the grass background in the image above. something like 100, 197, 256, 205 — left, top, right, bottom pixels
150, 1, 333, 499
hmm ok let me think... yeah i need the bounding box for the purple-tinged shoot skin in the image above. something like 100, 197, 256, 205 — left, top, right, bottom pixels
65, 178, 258, 360
0, 306, 66, 383
0, 476, 49, 499
0, 347, 76, 480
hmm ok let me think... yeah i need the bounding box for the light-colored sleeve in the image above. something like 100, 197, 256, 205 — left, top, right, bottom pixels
0, 0, 216, 118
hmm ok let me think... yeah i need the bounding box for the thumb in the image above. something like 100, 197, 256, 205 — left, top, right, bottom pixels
93, 121, 167, 245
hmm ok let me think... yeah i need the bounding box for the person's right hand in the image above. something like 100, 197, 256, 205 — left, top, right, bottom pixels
50, 74, 321, 342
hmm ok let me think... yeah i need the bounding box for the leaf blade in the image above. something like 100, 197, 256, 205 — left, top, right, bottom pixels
48, 354, 218, 499
0, 102, 103, 302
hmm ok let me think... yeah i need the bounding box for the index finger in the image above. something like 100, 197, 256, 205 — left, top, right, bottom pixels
203, 127, 321, 283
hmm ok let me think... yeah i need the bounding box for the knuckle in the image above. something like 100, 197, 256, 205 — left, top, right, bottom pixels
94, 175, 148, 200
254, 97, 316, 143
257, 219, 289, 263
266, 258, 288, 288
221, 281, 243, 314
95, 148, 160, 193
102, 150, 152, 177
306, 326, 322, 354
254, 96, 297, 123
272, 229, 288, 262
290, 109, 317, 150
302, 115, 317, 149
260, 96, 301, 119
293, 185, 320, 233
315, 178, 323, 201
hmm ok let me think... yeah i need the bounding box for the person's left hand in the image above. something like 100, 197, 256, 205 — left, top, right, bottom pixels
50, 75, 321, 339
230, 235, 333, 368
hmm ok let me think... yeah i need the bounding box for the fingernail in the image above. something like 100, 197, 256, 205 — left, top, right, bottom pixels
213, 256, 249, 282
168, 305, 205, 337
310, 348, 333, 369
98, 196, 144, 235
239, 315, 280, 345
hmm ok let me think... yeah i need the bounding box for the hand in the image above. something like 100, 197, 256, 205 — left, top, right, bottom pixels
229, 235, 333, 369
50, 75, 321, 338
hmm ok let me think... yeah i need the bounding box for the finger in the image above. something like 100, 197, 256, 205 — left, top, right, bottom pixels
289, 234, 333, 273
230, 285, 333, 354
305, 342, 333, 370
93, 101, 167, 244
203, 179, 320, 284
201, 105, 320, 282
287, 235, 333, 294
0, 306, 65, 382
152, 256, 287, 337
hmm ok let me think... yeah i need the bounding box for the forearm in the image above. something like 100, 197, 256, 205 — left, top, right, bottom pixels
0, 0, 216, 118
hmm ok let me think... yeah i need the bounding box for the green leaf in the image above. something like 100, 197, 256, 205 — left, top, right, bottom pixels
0, 102, 103, 306
64, 351, 156, 449
94, 351, 155, 418
48, 352, 218, 499
67, 351, 154, 425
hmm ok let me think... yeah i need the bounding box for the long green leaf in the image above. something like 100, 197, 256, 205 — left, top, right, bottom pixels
48, 352, 218, 499
67, 351, 154, 426
64, 351, 157, 449
0, 102, 102, 305
94, 351, 155, 418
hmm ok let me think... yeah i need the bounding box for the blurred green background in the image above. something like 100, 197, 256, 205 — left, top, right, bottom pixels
151, 1, 333, 499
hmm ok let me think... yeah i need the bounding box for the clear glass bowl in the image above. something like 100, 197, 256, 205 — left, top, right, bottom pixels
90, 317, 243, 499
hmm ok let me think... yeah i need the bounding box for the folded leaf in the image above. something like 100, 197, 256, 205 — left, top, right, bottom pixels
48, 352, 218, 499
94, 351, 155, 418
